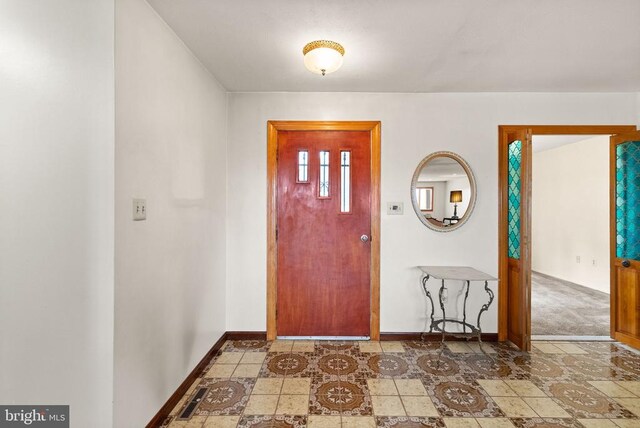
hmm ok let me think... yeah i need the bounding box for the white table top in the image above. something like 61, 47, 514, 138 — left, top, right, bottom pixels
418, 266, 498, 281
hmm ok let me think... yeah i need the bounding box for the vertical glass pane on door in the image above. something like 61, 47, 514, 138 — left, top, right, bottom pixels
340, 151, 350, 212
298, 150, 308, 182
319, 151, 330, 197
616, 141, 640, 260
508, 140, 522, 259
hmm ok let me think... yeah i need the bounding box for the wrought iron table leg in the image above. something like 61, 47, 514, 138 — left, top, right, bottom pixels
462, 280, 470, 333
476, 280, 495, 353
421, 275, 435, 341
439, 279, 446, 344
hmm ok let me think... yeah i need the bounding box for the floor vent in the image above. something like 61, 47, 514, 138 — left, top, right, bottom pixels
178, 387, 208, 420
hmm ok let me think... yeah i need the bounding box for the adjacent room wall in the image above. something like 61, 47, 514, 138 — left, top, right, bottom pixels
226, 92, 637, 333
417, 181, 445, 220
444, 176, 471, 219
0, 1, 115, 426
114, 0, 227, 426
532, 136, 610, 293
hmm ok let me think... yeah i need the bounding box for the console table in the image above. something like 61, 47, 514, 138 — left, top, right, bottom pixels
418, 266, 497, 346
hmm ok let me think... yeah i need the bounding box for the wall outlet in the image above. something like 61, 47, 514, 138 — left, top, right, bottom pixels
592, 259, 597, 266
387, 202, 404, 215
576, 256, 580, 263
133, 198, 146, 221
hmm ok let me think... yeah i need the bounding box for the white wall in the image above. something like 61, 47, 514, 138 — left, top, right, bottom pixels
114, 0, 227, 426
0, 1, 114, 427
227, 92, 637, 333
532, 136, 610, 293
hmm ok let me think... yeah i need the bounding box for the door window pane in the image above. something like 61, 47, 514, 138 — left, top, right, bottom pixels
297, 150, 308, 182
616, 141, 640, 260
340, 151, 351, 212
319, 151, 330, 197
508, 140, 522, 259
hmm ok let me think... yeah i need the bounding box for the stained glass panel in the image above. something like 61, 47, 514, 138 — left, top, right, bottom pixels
616, 141, 640, 260
508, 140, 522, 259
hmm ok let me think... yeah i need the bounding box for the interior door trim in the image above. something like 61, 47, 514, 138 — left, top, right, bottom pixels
498, 125, 636, 346
267, 121, 381, 341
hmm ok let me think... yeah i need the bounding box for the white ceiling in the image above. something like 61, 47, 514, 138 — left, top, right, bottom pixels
532, 134, 603, 152
418, 157, 465, 181
148, 0, 640, 93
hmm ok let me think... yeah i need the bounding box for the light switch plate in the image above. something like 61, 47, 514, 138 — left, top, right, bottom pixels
387, 202, 404, 215
133, 198, 146, 221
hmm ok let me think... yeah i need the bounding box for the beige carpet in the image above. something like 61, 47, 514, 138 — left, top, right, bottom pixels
531, 271, 610, 336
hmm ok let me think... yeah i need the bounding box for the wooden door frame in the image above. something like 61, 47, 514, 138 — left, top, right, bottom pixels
267, 121, 381, 341
498, 125, 637, 344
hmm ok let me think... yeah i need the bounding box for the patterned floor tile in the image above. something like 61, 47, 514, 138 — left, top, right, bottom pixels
613, 397, 640, 417
223, 340, 272, 353
509, 418, 582, 428
508, 356, 569, 379
261, 353, 314, 378
542, 381, 635, 418
414, 354, 466, 379
463, 354, 520, 379
310, 380, 372, 416
237, 415, 306, 428
428, 380, 504, 418
366, 354, 414, 379
609, 355, 640, 378
375, 416, 445, 427
403, 341, 443, 353
159, 340, 640, 428
193, 378, 255, 416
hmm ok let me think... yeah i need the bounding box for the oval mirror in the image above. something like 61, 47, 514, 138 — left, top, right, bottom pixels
410, 151, 477, 232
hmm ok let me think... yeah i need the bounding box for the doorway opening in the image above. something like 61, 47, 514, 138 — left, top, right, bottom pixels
498, 125, 639, 351
530, 134, 611, 340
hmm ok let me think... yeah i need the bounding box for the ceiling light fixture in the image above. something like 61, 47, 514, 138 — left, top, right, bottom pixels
302, 40, 344, 76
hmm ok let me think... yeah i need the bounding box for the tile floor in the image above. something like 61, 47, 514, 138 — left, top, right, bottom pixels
160, 340, 640, 427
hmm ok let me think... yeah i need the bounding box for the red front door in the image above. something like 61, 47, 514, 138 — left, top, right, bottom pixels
276, 130, 372, 336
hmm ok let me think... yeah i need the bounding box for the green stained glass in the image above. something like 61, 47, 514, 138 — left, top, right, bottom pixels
508, 141, 522, 259
616, 141, 640, 260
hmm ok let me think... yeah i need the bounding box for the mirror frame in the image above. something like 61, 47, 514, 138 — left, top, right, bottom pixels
410, 151, 477, 232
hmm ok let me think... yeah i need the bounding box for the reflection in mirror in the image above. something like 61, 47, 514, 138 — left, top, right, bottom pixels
411, 152, 476, 232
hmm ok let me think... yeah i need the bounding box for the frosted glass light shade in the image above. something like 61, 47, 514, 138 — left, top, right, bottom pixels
303, 41, 344, 75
